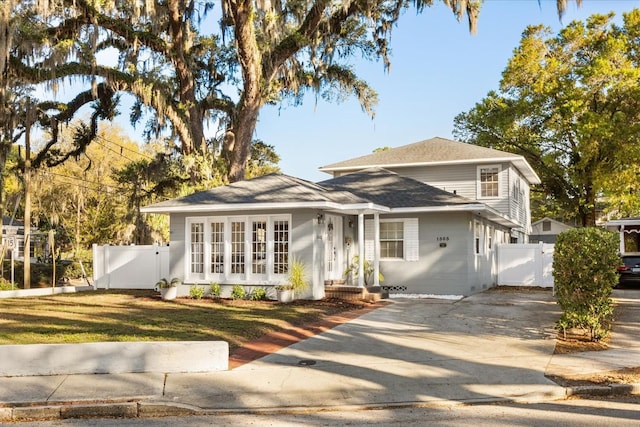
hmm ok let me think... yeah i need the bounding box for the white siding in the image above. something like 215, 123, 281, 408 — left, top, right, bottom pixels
387, 165, 476, 198
389, 163, 528, 231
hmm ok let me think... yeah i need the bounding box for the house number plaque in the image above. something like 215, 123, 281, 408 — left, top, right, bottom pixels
436, 236, 449, 241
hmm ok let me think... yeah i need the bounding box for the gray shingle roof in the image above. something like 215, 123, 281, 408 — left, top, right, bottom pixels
142, 168, 480, 213
320, 137, 517, 170
143, 173, 367, 211
319, 136, 541, 185
320, 168, 475, 208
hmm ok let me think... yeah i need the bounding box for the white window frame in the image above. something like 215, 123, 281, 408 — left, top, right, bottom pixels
477, 165, 501, 199
365, 218, 419, 262
186, 217, 207, 281
228, 217, 247, 279
512, 176, 521, 202
379, 221, 404, 259
185, 215, 291, 284
210, 219, 226, 278
474, 220, 485, 256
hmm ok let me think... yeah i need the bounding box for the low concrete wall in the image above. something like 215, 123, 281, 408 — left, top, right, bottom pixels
0, 285, 95, 299
0, 341, 228, 377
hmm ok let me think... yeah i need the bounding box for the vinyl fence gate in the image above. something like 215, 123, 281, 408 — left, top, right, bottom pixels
93, 244, 170, 289
496, 243, 554, 289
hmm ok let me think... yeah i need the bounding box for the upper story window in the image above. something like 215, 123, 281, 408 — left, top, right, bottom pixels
542, 220, 551, 232
478, 165, 501, 199
512, 177, 521, 202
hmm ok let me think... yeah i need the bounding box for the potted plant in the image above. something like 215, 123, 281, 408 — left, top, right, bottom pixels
275, 258, 309, 303
156, 277, 181, 300
343, 255, 384, 286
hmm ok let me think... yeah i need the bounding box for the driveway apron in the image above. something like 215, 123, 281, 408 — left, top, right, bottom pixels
164, 290, 565, 410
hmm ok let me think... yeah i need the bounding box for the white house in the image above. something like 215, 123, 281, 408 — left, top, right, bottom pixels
605, 217, 640, 254
141, 137, 540, 298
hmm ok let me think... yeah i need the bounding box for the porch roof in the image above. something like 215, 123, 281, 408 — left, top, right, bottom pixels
606, 217, 640, 227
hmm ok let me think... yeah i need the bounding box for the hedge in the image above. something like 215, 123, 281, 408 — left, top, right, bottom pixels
553, 227, 620, 341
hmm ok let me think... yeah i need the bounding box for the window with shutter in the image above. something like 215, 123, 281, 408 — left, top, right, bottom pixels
364, 218, 419, 261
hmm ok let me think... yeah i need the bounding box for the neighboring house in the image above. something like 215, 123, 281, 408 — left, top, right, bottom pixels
529, 217, 574, 243
142, 137, 540, 298
605, 217, 640, 254
1, 216, 37, 260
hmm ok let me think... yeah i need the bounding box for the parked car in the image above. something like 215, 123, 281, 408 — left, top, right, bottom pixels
617, 254, 640, 286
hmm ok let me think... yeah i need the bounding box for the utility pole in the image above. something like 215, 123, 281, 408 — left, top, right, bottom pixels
23, 99, 31, 289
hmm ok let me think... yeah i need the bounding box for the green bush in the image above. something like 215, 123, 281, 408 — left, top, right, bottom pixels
231, 284, 246, 300
1, 261, 77, 288
0, 277, 15, 291
189, 285, 205, 300
249, 287, 267, 301
553, 227, 620, 341
62, 260, 93, 279
209, 282, 221, 299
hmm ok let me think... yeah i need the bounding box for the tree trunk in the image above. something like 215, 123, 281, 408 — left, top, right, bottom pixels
224, 0, 263, 183
227, 101, 260, 182
167, 0, 206, 155
581, 183, 597, 227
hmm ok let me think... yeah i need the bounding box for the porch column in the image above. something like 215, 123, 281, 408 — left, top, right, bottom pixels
620, 225, 625, 254
358, 212, 365, 287
373, 212, 380, 287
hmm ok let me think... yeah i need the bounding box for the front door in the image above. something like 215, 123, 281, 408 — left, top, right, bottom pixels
325, 215, 343, 281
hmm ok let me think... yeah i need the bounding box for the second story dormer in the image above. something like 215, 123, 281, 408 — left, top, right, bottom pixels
319, 137, 541, 237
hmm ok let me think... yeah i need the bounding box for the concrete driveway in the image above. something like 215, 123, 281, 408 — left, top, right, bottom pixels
164, 289, 566, 410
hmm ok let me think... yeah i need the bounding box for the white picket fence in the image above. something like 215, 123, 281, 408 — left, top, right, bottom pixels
496, 243, 554, 288
92, 244, 170, 289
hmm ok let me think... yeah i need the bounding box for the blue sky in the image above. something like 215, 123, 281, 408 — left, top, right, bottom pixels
255, 0, 640, 182
37, 1, 640, 182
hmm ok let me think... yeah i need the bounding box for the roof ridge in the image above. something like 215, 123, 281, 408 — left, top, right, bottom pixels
319, 136, 522, 171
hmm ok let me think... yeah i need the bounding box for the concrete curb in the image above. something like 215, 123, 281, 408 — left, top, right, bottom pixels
565, 382, 640, 397
2, 383, 639, 421
0, 341, 228, 377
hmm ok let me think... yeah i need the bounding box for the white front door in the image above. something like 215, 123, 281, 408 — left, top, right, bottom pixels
325, 215, 343, 281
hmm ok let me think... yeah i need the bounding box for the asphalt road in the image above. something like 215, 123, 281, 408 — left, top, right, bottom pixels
11, 396, 640, 426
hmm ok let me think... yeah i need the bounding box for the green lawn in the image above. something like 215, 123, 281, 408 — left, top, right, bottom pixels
0, 290, 364, 352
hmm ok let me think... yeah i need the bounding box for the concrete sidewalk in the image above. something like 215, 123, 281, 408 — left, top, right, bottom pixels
1, 289, 639, 421
546, 289, 640, 379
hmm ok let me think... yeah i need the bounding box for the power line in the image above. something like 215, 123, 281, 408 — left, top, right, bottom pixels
37, 170, 173, 201
93, 133, 157, 162
40, 171, 126, 193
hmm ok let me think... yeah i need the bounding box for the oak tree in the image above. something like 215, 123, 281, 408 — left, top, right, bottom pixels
454, 11, 640, 226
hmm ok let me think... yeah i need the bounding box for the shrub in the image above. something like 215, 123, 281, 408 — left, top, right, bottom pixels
209, 282, 221, 299
62, 260, 93, 279
189, 285, 205, 300
553, 227, 620, 341
0, 277, 14, 291
231, 284, 246, 300
1, 261, 76, 288
249, 287, 267, 301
